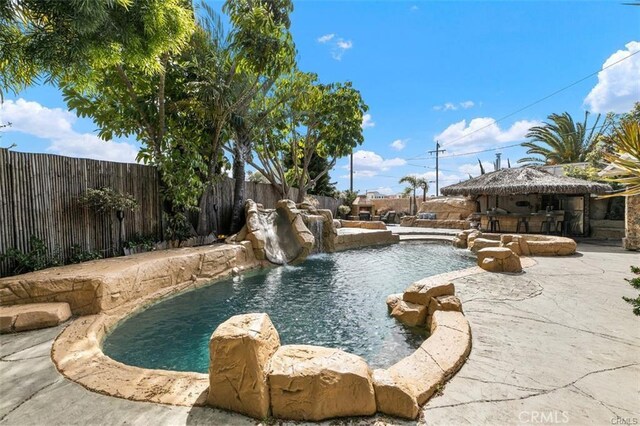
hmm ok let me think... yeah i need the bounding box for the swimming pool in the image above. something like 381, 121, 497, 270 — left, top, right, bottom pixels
103, 242, 474, 373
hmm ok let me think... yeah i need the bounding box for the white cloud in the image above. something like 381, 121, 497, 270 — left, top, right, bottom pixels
317, 33, 335, 43
410, 5, 419, 11
584, 41, 640, 114
433, 100, 477, 112
370, 186, 394, 195
345, 150, 406, 178
336, 39, 352, 50
390, 139, 407, 151
361, 113, 375, 129
1, 99, 139, 163
457, 161, 494, 176
434, 117, 540, 153
331, 38, 353, 60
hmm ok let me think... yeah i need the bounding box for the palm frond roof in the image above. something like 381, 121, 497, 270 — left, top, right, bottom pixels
441, 166, 612, 196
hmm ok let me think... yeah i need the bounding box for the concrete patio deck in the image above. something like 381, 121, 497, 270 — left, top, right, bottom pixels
1, 243, 638, 425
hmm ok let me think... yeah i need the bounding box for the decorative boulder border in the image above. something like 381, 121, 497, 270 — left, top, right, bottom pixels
0, 302, 71, 333
452, 231, 577, 258
208, 313, 280, 419
268, 345, 376, 421
477, 247, 523, 273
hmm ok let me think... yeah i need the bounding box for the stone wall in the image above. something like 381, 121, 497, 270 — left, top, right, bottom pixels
624, 194, 640, 251
0, 242, 259, 315
334, 229, 399, 252
400, 216, 469, 230
417, 197, 476, 220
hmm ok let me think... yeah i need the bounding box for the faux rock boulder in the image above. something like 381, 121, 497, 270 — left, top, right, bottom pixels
477, 247, 522, 273
0, 302, 72, 333
268, 345, 376, 421
208, 313, 280, 419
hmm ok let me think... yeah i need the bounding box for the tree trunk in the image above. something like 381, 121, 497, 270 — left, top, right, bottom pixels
230, 138, 247, 234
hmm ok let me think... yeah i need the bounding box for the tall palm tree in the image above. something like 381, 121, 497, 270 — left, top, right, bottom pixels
518, 111, 607, 165
399, 175, 419, 215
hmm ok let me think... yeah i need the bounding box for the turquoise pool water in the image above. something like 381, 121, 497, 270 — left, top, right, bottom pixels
103, 242, 474, 372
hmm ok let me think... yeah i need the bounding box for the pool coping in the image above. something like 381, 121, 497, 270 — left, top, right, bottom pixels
49, 249, 536, 412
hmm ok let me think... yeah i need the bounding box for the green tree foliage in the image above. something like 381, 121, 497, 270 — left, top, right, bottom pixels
518, 112, 610, 165
250, 71, 367, 202
0, 0, 195, 96
284, 150, 337, 197
193, 0, 295, 234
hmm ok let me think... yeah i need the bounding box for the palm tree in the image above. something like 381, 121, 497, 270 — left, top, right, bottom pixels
600, 120, 640, 197
518, 111, 608, 165
416, 177, 429, 202
399, 175, 419, 215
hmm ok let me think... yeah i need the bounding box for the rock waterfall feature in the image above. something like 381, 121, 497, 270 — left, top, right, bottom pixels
227, 199, 336, 265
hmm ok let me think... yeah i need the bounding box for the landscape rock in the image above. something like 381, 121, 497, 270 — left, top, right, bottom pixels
477, 247, 522, 273
390, 299, 427, 326
403, 281, 455, 305
0, 302, 71, 333
208, 313, 280, 419
268, 345, 376, 421
469, 237, 501, 253
386, 293, 403, 310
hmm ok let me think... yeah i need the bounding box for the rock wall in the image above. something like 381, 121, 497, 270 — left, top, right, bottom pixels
334, 229, 399, 251
400, 216, 470, 230
0, 242, 258, 315
452, 230, 577, 257
624, 194, 640, 250
417, 197, 476, 220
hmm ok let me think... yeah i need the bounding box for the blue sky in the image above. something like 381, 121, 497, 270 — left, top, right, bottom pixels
1, 1, 639, 196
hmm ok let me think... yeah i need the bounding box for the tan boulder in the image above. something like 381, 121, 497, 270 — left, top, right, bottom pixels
391, 300, 427, 327
386, 293, 403, 310
451, 237, 467, 249
268, 345, 376, 421
428, 295, 462, 314
208, 313, 280, 419
469, 237, 501, 253
0, 302, 71, 333
417, 197, 476, 220
477, 247, 522, 273
422, 311, 471, 377
403, 280, 455, 305
373, 345, 444, 419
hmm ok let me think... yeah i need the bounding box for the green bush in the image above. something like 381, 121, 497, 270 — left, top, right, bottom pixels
623, 266, 640, 316
123, 233, 156, 251
1, 236, 62, 274
68, 244, 102, 264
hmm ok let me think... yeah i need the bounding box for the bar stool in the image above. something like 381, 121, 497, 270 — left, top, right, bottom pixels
488, 215, 501, 233
516, 216, 529, 233
540, 214, 555, 234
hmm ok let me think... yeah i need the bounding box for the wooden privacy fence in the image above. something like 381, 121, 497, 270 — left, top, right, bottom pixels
0, 150, 340, 276
0, 150, 163, 276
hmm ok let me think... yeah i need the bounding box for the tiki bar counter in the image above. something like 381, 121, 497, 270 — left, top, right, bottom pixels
441, 167, 612, 237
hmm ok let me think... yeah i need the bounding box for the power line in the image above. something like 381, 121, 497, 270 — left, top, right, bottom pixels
438, 50, 638, 148
400, 49, 637, 162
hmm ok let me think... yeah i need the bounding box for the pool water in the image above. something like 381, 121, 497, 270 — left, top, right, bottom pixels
103, 242, 474, 372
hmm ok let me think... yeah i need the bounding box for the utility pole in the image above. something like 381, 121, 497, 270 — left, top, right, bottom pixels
428, 141, 446, 196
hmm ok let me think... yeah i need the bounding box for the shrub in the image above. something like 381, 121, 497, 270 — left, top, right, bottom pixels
79, 187, 138, 212
123, 233, 156, 251
623, 266, 640, 316
68, 244, 102, 264
338, 205, 351, 216
0, 236, 62, 274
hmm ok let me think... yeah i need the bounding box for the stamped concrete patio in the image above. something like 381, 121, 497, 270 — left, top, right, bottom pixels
1, 243, 638, 425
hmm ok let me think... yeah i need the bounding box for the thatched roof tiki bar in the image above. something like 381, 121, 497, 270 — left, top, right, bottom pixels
441, 167, 612, 237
